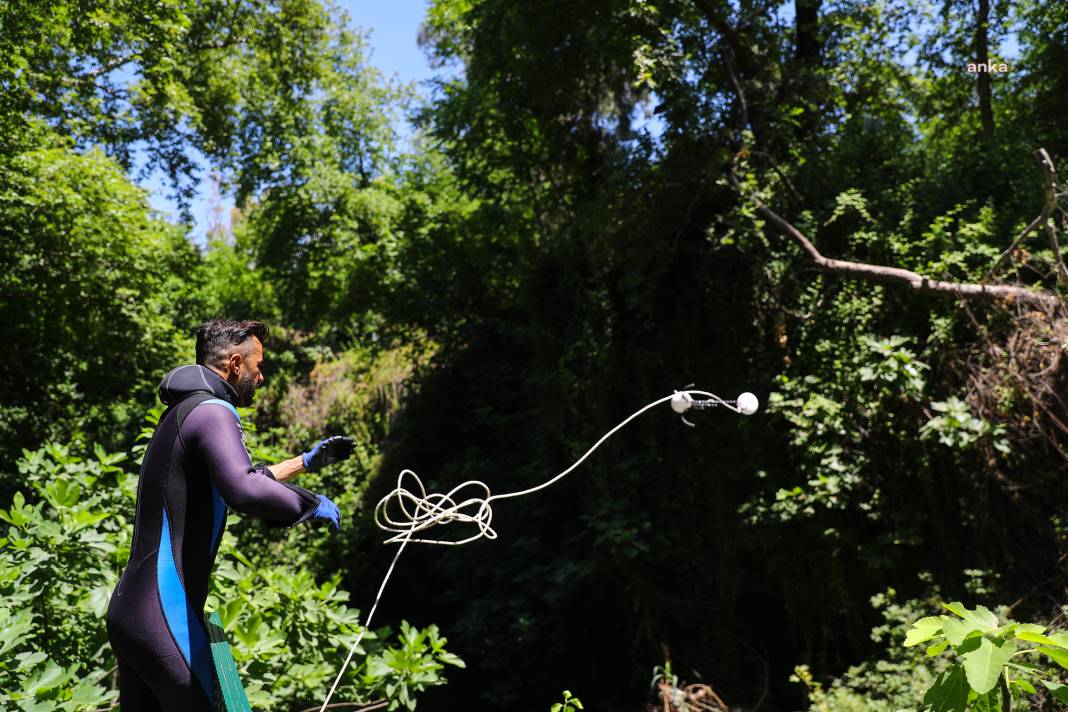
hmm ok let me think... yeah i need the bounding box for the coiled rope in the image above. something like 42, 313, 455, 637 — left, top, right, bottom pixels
319, 389, 756, 712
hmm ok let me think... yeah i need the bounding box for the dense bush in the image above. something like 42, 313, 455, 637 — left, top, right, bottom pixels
0, 437, 462, 711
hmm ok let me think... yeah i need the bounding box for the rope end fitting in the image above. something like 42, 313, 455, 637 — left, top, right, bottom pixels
670, 388, 760, 418
670, 391, 695, 414
737, 392, 759, 415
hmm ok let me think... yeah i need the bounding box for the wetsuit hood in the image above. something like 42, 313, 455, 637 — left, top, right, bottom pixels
158, 365, 240, 407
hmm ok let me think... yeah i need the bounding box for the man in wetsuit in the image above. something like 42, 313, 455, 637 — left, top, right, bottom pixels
106, 319, 355, 711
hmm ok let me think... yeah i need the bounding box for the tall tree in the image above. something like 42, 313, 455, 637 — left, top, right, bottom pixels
976, 0, 995, 136
0, 0, 394, 213
0, 145, 200, 460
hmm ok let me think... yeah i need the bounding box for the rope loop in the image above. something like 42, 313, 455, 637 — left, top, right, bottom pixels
374, 470, 496, 546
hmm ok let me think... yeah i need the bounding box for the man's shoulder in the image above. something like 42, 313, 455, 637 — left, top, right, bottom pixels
181, 398, 246, 449
193, 398, 242, 424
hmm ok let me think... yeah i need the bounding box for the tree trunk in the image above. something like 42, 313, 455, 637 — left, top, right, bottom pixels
794, 0, 821, 64
976, 0, 995, 136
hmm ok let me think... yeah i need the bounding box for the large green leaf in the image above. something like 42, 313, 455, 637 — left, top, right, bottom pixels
960, 638, 1015, 694
970, 688, 1000, 712
1043, 680, 1068, 704
957, 603, 999, 631
1038, 645, 1068, 670
923, 665, 969, 712
22, 661, 69, 695
942, 601, 968, 618
0, 608, 34, 657
1010, 677, 1036, 695
927, 641, 950, 657
966, 606, 1000, 629
86, 585, 112, 619
66, 675, 115, 709
1016, 630, 1060, 647
905, 616, 944, 646
1012, 623, 1045, 636
942, 616, 985, 646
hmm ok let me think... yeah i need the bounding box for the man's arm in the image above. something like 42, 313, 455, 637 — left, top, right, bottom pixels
268, 456, 305, 482
183, 404, 320, 524
267, 435, 356, 482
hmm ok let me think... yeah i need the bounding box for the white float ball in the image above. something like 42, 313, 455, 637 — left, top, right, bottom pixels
670, 391, 694, 413
736, 392, 759, 415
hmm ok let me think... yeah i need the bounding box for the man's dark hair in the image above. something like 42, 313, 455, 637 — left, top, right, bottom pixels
195, 319, 269, 368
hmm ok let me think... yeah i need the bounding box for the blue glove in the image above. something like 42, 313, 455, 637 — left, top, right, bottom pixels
302, 435, 356, 472
312, 495, 341, 530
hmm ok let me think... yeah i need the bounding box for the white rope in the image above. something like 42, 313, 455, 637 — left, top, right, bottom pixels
318, 389, 753, 711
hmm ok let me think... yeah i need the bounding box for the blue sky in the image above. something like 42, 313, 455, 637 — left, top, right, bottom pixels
143, 0, 435, 240
339, 0, 436, 85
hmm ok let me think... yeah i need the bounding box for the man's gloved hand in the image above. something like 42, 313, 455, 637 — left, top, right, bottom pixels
302, 435, 356, 472
312, 495, 341, 530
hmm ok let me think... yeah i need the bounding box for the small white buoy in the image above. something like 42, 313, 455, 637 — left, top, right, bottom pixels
670, 391, 694, 413
736, 392, 759, 415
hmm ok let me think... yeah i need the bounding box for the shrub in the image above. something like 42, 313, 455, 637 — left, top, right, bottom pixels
0, 440, 462, 711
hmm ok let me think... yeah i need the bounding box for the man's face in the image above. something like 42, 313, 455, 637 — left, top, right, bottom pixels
229, 336, 265, 407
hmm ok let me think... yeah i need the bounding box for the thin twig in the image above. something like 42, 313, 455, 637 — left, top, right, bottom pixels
981, 214, 1043, 284
85, 703, 119, 712
721, 50, 749, 134
81, 54, 140, 78
297, 700, 387, 712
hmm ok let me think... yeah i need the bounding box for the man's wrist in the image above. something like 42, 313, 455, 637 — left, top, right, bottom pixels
268, 455, 306, 482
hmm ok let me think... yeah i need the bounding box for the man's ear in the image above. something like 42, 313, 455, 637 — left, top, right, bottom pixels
228, 351, 243, 374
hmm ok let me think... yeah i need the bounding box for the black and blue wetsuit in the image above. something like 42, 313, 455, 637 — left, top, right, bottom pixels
106, 365, 321, 711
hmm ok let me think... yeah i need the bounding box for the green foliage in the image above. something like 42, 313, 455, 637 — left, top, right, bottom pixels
0, 144, 197, 462
550, 689, 584, 712
793, 588, 941, 712
905, 602, 1068, 710
209, 536, 463, 709
0, 443, 133, 710
744, 333, 927, 524
199, 222, 282, 324
363, 621, 466, 711
0, 0, 398, 209
858, 335, 928, 397
920, 397, 1009, 453
246, 173, 404, 333
0, 439, 462, 711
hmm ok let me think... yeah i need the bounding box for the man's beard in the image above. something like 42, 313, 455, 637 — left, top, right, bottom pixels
235, 370, 257, 407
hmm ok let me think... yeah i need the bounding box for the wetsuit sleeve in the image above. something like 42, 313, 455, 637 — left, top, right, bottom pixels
180, 404, 320, 526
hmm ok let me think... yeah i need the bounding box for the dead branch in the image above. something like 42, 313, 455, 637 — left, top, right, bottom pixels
984, 151, 1063, 284
745, 189, 1063, 312
1036, 148, 1068, 287
296, 700, 387, 712
683, 683, 730, 711
982, 214, 1043, 284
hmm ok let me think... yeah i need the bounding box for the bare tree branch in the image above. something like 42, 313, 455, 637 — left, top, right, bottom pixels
1036, 148, 1068, 287
743, 187, 1063, 311
721, 50, 749, 135
81, 54, 140, 79
296, 700, 387, 712
981, 213, 1043, 285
